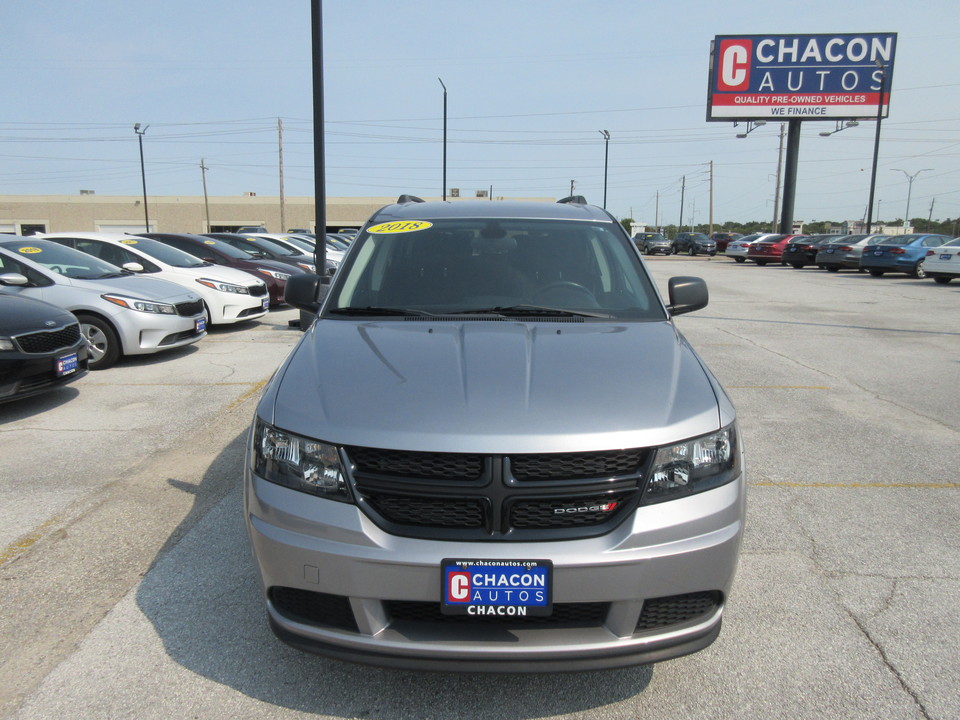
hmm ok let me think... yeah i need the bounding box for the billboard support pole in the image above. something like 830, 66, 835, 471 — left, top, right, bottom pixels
865, 65, 886, 234
778, 119, 801, 234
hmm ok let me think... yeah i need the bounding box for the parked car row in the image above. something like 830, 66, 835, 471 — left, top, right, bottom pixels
719, 231, 959, 282
632, 232, 718, 256
0, 229, 346, 404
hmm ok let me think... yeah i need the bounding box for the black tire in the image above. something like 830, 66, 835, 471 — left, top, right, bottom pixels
672, 245, 678, 255
791, 264, 804, 269
912, 261, 926, 279
76, 314, 121, 370
755, 261, 768, 266
933, 276, 952, 284
869, 270, 884, 277
734, 257, 745, 263
688, 245, 696, 256
826, 266, 840, 272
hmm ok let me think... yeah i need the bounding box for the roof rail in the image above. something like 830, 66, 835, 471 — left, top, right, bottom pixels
557, 195, 587, 205
396, 194, 425, 204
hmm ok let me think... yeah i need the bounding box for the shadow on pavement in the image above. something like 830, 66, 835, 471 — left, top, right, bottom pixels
136, 431, 653, 719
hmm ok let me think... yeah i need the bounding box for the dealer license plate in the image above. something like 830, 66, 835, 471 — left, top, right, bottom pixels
874, 251, 883, 256
56, 352, 78, 377
441, 559, 552, 617
195, 316, 207, 333
262, 297, 270, 310
941, 254, 952, 261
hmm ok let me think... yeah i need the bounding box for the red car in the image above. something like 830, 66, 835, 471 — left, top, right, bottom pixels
747, 234, 805, 265
710, 232, 743, 252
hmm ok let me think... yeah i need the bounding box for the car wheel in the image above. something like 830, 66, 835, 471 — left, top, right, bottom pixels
791, 264, 804, 269
734, 257, 745, 263
76, 314, 121, 371
912, 261, 926, 279
933, 276, 952, 284
645, 247, 652, 256
688, 246, 696, 256
756, 261, 768, 266
826, 266, 840, 272
709, 252, 717, 257
869, 270, 884, 277
672, 245, 678, 255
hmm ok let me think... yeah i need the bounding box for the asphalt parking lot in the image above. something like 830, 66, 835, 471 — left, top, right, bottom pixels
1, 255, 958, 720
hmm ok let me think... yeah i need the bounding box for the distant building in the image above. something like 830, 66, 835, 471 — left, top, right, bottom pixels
0, 193, 554, 235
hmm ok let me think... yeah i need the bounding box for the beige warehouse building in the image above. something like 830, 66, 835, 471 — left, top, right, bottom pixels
0, 192, 553, 236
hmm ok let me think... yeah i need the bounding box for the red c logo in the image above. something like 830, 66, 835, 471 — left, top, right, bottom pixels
718, 39, 751, 91
447, 571, 470, 602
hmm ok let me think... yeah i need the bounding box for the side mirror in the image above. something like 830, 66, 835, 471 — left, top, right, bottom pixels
121, 262, 145, 273
284, 272, 330, 313
667, 276, 708, 316
0, 272, 29, 287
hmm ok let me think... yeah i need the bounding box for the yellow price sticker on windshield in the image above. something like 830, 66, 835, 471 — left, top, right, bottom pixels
120, 239, 138, 245
366, 221, 433, 235
18, 247, 42, 254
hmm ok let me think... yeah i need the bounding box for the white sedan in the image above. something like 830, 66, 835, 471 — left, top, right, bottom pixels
726, 233, 778, 263
40, 232, 269, 325
924, 238, 960, 284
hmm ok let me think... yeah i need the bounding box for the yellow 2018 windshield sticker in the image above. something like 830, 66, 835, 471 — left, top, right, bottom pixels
366, 221, 433, 235
120, 239, 139, 245
18, 247, 42, 254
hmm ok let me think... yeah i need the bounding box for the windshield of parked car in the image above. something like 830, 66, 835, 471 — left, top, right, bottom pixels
0, 239, 125, 279
116, 237, 208, 268
327, 218, 665, 320
236, 236, 300, 257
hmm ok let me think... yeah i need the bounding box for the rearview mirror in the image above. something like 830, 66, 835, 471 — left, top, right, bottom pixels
667, 276, 708, 316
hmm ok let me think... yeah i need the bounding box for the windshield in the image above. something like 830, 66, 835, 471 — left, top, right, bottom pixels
327, 218, 664, 320
0, 239, 124, 279
116, 237, 207, 268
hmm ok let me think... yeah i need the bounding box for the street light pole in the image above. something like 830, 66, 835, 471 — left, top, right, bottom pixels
134, 123, 149, 232
599, 130, 610, 209
439, 78, 447, 201
891, 168, 933, 231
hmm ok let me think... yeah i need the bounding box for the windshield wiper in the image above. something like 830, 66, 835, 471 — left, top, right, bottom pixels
454, 305, 613, 319
327, 306, 435, 317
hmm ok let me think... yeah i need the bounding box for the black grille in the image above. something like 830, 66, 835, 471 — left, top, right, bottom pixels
346, 447, 648, 541
15, 324, 81, 354
348, 447, 484, 480
248, 284, 267, 297
159, 329, 201, 346
269, 587, 359, 632
386, 600, 607, 627
365, 493, 486, 528
510, 493, 630, 529
510, 450, 645, 480
634, 592, 721, 632
175, 299, 204, 317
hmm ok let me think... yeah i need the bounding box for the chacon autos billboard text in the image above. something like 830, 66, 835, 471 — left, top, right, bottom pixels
707, 33, 897, 121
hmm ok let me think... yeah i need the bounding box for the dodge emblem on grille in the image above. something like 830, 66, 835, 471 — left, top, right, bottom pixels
554, 502, 618, 515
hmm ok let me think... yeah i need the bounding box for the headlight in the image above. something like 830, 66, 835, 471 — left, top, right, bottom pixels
257, 268, 291, 281
101, 294, 177, 314
296, 262, 317, 272
253, 419, 351, 502
642, 423, 739, 504
196, 278, 249, 294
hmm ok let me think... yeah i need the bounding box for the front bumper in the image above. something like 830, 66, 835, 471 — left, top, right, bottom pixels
244, 458, 745, 671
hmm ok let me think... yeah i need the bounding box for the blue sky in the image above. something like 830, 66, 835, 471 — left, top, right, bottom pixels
2, 1, 959, 228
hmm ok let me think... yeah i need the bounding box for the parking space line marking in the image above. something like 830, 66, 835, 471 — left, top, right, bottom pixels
227, 380, 268, 410
728, 385, 830, 390
751, 481, 960, 489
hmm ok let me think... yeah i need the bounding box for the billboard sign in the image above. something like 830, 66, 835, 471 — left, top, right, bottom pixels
707, 33, 896, 121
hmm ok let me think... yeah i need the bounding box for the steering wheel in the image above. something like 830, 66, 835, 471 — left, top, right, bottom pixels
533, 280, 595, 302
48, 265, 64, 274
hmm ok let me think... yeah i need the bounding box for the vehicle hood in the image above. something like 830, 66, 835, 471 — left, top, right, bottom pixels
61, 274, 201, 303
0, 293, 77, 334
265, 319, 723, 454
161, 263, 266, 287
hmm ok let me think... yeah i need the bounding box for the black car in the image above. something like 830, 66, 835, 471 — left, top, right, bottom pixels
204, 233, 337, 277
782, 234, 840, 268
143, 233, 306, 306
0, 293, 89, 403
672, 233, 717, 256
633, 232, 672, 255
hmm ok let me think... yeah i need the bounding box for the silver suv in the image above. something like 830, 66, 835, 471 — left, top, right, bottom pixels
245, 196, 745, 671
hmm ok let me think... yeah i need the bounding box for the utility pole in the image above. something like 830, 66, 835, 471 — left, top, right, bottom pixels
678, 176, 686, 232
928, 197, 935, 225
655, 191, 659, 229
438, 78, 447, 201
200, 159, 211, 233
773, 123, 785, 232
570, 180, 575, 197
278, 118, 286, 233
708, 160, 714, 235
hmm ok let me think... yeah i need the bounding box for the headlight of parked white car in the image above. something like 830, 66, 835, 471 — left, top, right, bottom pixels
195, 277, 250, 294
101, 294, 177, 314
